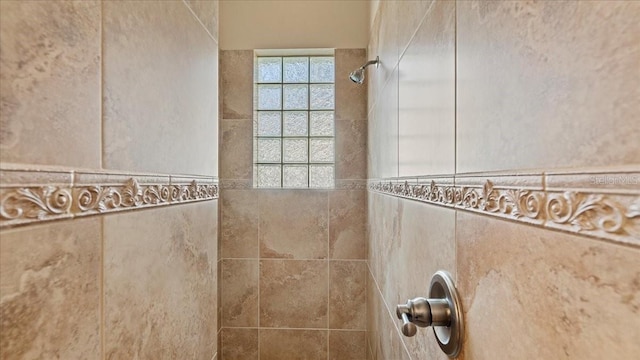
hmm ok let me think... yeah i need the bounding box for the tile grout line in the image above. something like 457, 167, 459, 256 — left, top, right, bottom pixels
181, 0, 218, 45
100, 214, 105, 360
327, 191, 331, 360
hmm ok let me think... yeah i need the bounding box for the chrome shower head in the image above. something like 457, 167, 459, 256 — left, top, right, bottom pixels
349, 56, 379, 85
349, 68, 365, 84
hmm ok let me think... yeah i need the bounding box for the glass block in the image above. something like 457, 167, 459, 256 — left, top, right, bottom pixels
309, 139, 334, 163
257, 111, 281, 136
257, 165, 281, 188
283, 165, 308, 188
283, 84, 308, 110
310, 57, 334, 83
310, 111, 334, 136
258, 85, 282, 110
309, 165, 334, 188
283, 112, 308, 136
310, 84, 334, 110
257, 57, 282, 83
283, 57, 309, 83
283, 138, 308, 163
257, 138, 281, 163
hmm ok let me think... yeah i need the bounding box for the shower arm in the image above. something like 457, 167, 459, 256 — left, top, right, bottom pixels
361, 56, 380, 70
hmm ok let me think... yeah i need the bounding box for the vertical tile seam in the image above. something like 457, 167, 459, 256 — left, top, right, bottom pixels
326, 191, 330, 360
100, 0, 105, 171
100, 214, 105, 360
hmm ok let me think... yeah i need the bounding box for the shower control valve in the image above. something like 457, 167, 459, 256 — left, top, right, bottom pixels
395, 271, 464, 358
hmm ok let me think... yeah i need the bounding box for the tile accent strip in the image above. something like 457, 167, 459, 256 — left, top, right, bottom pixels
369, 170, 640, 247
0, 166, 218, 229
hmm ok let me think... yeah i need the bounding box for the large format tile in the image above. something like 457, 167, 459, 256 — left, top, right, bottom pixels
104, 201, 218, 359
329, 190, 366, 260
103, 0, 218, 175
220, 50, 253, 120
335, 49, 367, 121
457, 1, 640, 172
259, 191, 328, 259
457, 211, 640, 359
397, 0, 434, 54
185, 0, 219, 40
260, 260, 328, 328
329, 261, 367, 330
220, 120, 253, 180
398, 0, 455, 176
0, 218, 101, 360
369, 68, 398, 179
260, 329, 328, 360
0, 0, 101, 168
221, 189, 258, 258
221, 259, 259, 327
221, 328, 258, 360
329, 331, 367, 360
335, 120, 367, 180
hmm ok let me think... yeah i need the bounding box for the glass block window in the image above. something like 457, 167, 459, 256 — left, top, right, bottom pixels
254, 55, 335, 188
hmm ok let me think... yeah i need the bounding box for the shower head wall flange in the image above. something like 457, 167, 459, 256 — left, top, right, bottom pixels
349, 56, 379, 84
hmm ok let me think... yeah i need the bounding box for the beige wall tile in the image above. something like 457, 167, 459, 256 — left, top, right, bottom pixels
259, 191, 328, 259
373, 0, 399, 99
367, 192, 400, 295
0, 0, 101, 168
220, 119, 253, 180
329, 261, 367, 330
369, 68, 399, 179
221, 189, 259, 258
260, 329, 328, 360
260, 260, 328, 328
0, 219, 101, 359
457, 1, 640, 172
336, 120, 368, 180
103, 0, 218, 175
221, 328, 258, 360
335, 49, 368, 121
397, 1, 434, 54
185, 0, 219, 41
220, 50, 253, 120
329, 330, 367, 360
457, 211, 640, 359
221, 259, 258, 327
329, 190, 366, 260
398, 0, 455, 176
104, 201, 218, 359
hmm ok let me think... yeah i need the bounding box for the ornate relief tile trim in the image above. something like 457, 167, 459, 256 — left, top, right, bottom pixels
0, 167, 218, 229
368, 170, 640, 247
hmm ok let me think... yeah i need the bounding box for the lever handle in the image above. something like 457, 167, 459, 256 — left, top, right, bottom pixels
399, 312, 417, 337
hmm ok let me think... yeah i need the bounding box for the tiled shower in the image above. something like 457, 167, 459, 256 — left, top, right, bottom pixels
1, 1, 639, 360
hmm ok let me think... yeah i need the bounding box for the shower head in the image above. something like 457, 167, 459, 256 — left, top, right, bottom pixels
349, 56, 379, 84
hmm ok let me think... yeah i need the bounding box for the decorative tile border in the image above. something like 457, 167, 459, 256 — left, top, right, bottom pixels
369, 170, 640, 247
0, 167, 218, 229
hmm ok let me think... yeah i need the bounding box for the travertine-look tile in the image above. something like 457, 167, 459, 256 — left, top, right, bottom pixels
221, 189, 258, 258
373, 0, 399, 100
104, 201, 218, 359
367, 192, 400, 295
221, 328, 258, 360
398, 0, 455, 176
0, 0, 101, 168
336, 120, 367, 180
259, 191, 328, 259
457, 211, 640, 359
370, 68, 398, 179
103, 0, 218, 175
221, 259, 258, 327
397, 0, 434, 53
260, 329, 328, 360
335, 49, 368, 121
185, 0, 219, 40
220, 50, 253, 119
220, 119, 253, 180
366, 269, 380, 360
457, 1, 640, 172
260, 260, 328, 328
393, 198, 456, 359
329, 331, 367, 360
0, 218, 101, 359
330, 261, 367, 329
329, 190, 366, 259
